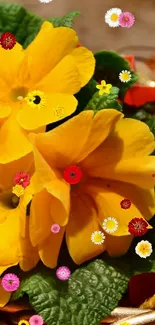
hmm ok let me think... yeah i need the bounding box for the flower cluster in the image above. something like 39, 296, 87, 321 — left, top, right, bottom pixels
105, 8, 135, 28
0, 19, 155, 311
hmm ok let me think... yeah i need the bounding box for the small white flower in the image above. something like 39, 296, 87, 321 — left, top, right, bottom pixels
119, 70, 132, 83
105, 8, 122, 28
39, 0, 53, 3
102, 217, 118, 234
135, 240, 152, 258
91, 231, 105, 245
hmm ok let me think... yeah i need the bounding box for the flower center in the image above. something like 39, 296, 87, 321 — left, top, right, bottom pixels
10, 87, 28, 102
124, 17, 129, 21
0, 190, 20, 211
111, 13, 118, 21
122, 72, 130, 81
33, 95, 41, 104
8, 280, 13, 285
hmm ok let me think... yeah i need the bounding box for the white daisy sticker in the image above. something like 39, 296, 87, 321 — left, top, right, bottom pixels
105, 8, 122, 28
102, 217, 118, 234
39, 0, 53, 3
119, 70, 132, 83
135, 240, 152, 258
91, 231, 105, 245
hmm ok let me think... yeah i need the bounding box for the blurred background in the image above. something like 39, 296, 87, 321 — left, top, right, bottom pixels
1, 0, 155, 52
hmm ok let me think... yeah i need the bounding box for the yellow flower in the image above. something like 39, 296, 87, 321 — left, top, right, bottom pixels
29, 109, 155, 267
12, 184, 25, 197
0, 21, 95, 164
96, 80, 112, 95
120, 322, 130, 325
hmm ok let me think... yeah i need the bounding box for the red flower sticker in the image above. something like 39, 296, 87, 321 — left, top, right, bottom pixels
14, 172, 30, 188
63, 165, 83, 184
120, 198, 131, 209
128, 218, 148, 236
0, 32, 16, 50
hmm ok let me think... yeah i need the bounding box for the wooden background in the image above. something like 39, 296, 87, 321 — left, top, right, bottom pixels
1, 0, 155, 52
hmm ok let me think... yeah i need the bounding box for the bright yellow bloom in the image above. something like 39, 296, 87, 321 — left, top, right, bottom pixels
96, 80, 112, 95
0, 21, 95, 164
29, 109, 155, 267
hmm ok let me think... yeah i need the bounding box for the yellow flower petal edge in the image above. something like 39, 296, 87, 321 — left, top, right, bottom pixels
0, 281, 11, 307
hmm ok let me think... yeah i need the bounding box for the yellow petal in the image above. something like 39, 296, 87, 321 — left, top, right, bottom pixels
0, 193, 39, 271
82, 117, 155, 172
0, 102, 11, 120
0, 103, 46, 163
0, 43, 24, 87
38, 226, 65, 268
33, 109, 122, 169
105, 235, 133, 257
66, 194, 105, 265
101, 80, 106, 86
98, 157, 155, 189
31, 146, 70, 226
35, 55, 81, 94
78, 109, 122, 163
19, 220, 39, 271
0, 113, 32, 164
71, 46, 95, 87
30, 189, 54, 246
18, 93, 77, 130
104, 118, 155, 158
17, 22, 78, 85
0, 283, 11, 307
86, 179, 154, 237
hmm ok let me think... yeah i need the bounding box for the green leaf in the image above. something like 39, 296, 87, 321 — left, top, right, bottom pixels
48, 11, 80, 28
94, 51, 138, 97
0, 3, 79, 48
12, 260, 128, 325
85, 87, 123, 112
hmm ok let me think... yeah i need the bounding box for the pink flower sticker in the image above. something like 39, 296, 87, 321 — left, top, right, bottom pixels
51, 224, 60, 233
56, 266, 71, 280
29, 315, 44, 325
118, 12, 135, 28
1, 273, 20, 292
